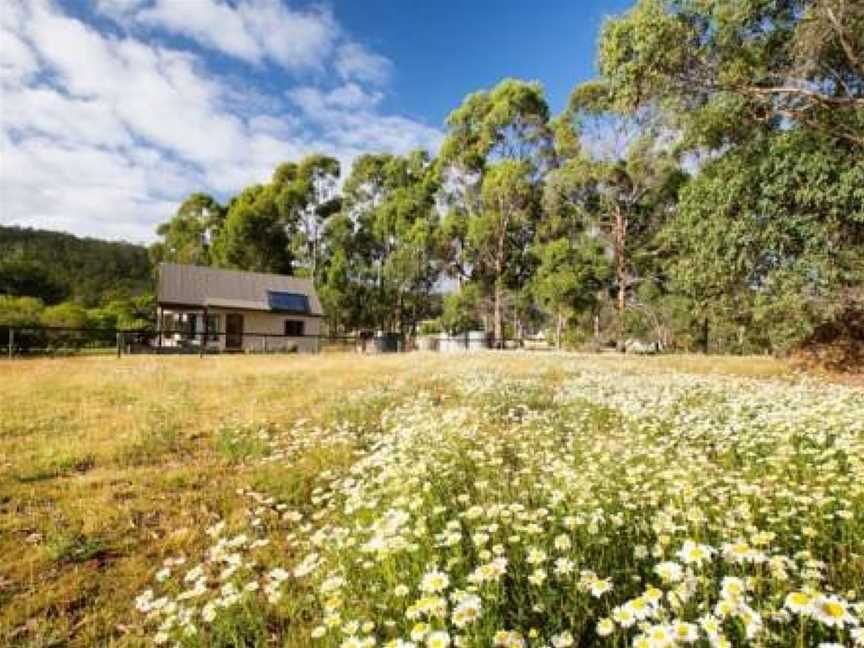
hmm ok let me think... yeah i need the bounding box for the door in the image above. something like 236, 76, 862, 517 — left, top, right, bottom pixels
225, 313, 244, 350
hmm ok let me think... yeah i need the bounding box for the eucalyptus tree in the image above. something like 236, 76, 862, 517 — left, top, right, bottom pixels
150, 193, 225, 267
318, 211, 376, 334
212, 155, 341, 276
598, 0, 864, 353
212, 182, 293, 274
439, 78, 555, 340
597, 0, 864, 150
337, 150, 440, 334
465, 160, 536, 343
543, 83, 684, 346
530, 236, 610, 348
667, 130, 864, 353
287, 155, 341, 279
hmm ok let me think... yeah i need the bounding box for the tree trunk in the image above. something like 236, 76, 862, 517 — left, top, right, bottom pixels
395, 290, 402, 337
556, 309, 564, 350
311, 231, 318, 278
701, 316, 709, 354
492, 225, 507, 349
516, 313, 523, 344
493, 276, 503, 348
614, 204, 628, 351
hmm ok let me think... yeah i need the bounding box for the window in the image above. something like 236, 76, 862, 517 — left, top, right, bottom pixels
268, 291, 309, 313
284, 320, 304, 337
206, 315, 220, 341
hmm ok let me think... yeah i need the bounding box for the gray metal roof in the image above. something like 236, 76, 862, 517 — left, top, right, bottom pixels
157, 263, 323, 315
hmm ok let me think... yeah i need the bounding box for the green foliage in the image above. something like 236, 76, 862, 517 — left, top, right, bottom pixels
418, 319, 442, 336
152, 156, 342, 280
441, 78, 554, 173
214, 184, 293, 274
118, 31, 864, 359
438, 80, 556, 341
38, 303, 91, 349
287, 155, 341, 278
40, 302, 90, 329
150, 193, 225, 267
45, 530, 107, 564
668, 129, 864, 352
469, 160, 540, 340
322, 150, 440, 334
88, 294, 155, 331
0, 256, 65, 304
318, 246, 352, 334
215, 420, 273, 464
0, 295, 45, 327
0, 225, 151, 306
201, 602, 269, 648
541, 119, 685, 344
0, 227, 154, 350
441, 283, 483, 334
530, 237, 610, 320
598, 0, 864, 150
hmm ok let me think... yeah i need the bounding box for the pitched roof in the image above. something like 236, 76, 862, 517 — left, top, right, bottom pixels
157, 263, 323, 315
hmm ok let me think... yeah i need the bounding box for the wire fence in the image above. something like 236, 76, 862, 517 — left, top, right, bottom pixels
1, 324, 553, 358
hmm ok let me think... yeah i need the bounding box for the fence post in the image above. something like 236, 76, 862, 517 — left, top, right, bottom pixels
156, 305, 163, 350
7, 327, 13, 360
200, 307, 207, 359
116, 332, 122, 358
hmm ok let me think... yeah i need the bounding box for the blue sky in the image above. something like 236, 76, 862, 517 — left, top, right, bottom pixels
1, 0, 633, 242
324, 0, 633, 123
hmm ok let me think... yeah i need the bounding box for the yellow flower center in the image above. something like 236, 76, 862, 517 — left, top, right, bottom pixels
822, 601, 845, 619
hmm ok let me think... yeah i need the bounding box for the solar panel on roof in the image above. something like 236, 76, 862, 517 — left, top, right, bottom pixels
267, 291, 309, 313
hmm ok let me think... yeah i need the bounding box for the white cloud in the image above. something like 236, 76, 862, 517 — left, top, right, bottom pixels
288, 83, 384, 113
0, 0, 441, 243
95, 0, 149, 15
110, 1, 393, 84
334, 42, 392, 85
138, 0, 263, 63
0, 5, 38, 84
124, 0, 339, 73
0, 32, 38, 85
1, 130, 190, 241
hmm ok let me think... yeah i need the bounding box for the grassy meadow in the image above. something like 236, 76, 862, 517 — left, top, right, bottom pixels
1, 352, 862, 647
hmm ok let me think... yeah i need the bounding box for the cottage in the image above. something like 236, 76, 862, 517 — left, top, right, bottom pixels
156, 263, 323, 353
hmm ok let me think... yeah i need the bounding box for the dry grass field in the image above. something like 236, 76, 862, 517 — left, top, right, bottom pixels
1, 352, 861, 647
2, 353, 428, 646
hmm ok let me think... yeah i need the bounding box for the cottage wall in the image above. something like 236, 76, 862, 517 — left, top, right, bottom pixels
158, 308, 321, 353
228, 310, 321, 353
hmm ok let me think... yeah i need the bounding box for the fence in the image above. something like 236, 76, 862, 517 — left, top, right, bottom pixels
1, 324, 552, 358
1, 324, 135, 358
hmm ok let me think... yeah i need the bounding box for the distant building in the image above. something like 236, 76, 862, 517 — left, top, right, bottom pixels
156, 263, 323, 353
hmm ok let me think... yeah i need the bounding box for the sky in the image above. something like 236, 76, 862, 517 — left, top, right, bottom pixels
0, 0, 634, 243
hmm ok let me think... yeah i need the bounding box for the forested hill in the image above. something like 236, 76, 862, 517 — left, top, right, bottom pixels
0, 226, 152, 306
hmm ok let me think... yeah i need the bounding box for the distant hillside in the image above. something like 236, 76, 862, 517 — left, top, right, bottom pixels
0, 226, 153, 306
